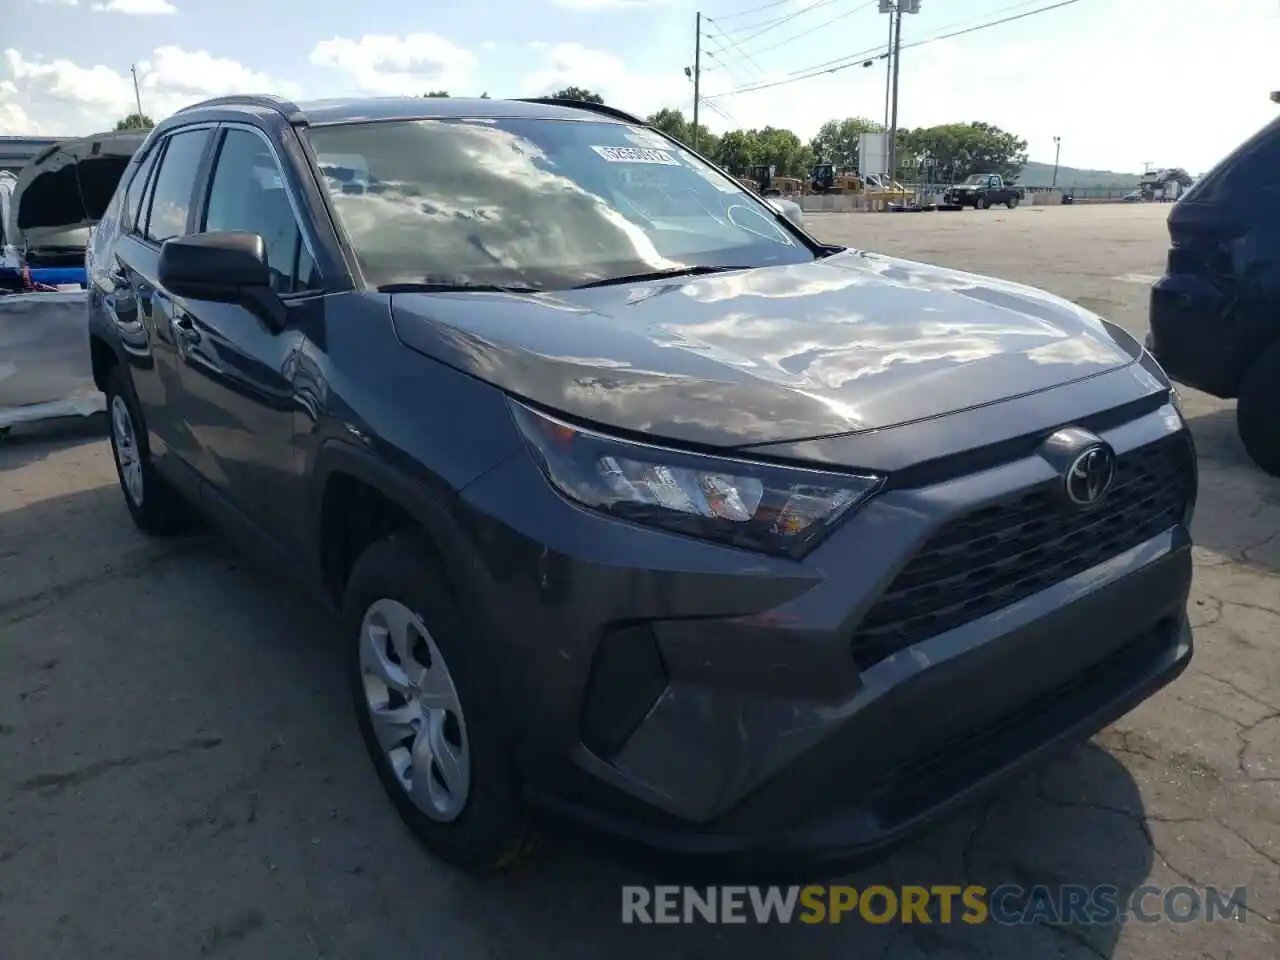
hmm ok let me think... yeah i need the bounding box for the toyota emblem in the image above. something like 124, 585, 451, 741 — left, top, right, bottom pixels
1064, 444, 1116, 506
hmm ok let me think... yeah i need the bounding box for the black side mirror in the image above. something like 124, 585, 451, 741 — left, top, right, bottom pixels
158, 231, 285, 331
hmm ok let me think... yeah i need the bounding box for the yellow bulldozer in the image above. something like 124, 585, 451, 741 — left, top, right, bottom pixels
808, 163, 863, 194
747, 164, 804, 198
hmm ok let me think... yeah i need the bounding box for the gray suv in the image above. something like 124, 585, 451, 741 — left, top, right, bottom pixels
85, 94, 1196, 875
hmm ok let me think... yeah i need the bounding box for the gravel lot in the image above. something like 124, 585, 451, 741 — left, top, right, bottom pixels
2, 203, 1277, 959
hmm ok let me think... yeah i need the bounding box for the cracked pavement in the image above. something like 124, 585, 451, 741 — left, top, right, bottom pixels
1, 204, 1276, 958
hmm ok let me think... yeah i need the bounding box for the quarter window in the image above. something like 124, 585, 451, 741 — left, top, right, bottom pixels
203, 128, 320, 295
143, 128, 210, 244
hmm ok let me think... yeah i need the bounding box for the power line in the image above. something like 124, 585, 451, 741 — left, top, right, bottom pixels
706, 0, 1086, 99
737, 0, 877, 60
703, 23, 770, 77
709, 0, 794, 22
708, 0, 842, 42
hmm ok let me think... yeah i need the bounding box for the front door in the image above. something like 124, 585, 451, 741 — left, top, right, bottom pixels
175, 124, 325, 548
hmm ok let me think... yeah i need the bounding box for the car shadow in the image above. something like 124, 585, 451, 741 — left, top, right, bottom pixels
1, 477, 1157, 959
1184, 404, 1280, 573
0, 414, 108, 471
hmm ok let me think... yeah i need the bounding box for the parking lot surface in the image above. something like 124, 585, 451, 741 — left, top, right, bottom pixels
2, 203, 1277, 959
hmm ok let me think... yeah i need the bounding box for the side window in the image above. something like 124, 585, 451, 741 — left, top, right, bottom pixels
123, 145, 161, 234
203, 128, 320, 296
144, 128, 211, 244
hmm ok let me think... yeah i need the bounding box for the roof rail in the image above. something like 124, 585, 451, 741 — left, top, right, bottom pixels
175, 94, 306, 124
515, 98, 645, 126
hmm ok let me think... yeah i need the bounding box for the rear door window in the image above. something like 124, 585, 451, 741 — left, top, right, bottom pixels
123, 146, 161, 234
1182, 118, 1280, 207
143, 128, 211, 244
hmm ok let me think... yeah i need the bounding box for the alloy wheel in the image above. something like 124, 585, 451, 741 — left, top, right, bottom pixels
110, 394, 145, 508
359, 598, 471, 822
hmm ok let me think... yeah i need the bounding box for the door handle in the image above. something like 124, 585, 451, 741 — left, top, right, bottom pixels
173, 314, 201, 344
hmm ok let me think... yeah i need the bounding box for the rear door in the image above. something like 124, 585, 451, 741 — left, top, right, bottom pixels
176, 123, 326, 544
107, 125, 215, 476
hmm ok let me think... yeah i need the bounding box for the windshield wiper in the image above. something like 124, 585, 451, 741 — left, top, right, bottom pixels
377, 280, 545, 294
571, 265, 751, 289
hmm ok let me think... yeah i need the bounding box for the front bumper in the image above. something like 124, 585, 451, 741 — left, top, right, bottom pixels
458, 395, 1195, 872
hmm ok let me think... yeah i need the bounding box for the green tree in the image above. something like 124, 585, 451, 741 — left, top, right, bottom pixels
115, 113, 153, 131
711, 129, 761, 175
809, 117, 882, 170
645, 108, 717, 154
549, 86, 604, 104
901, 121, 1028, 181
423, 90, 450, 97
753, 126, 812, 178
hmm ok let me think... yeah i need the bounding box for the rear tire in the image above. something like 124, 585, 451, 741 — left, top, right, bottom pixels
104, 365, 200, 535
1237, 343, 1280, 477
344, 532, 534, 872
1006, 196, 1019, 209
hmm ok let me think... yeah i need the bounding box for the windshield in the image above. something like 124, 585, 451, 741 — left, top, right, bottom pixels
305, 117, 814, 290
962, 174, 989, 185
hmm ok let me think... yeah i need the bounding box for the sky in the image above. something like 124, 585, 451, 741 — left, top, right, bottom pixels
1, 0, 1276, 173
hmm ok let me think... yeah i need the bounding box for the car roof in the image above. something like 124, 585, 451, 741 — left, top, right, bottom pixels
168, 94, 642, 129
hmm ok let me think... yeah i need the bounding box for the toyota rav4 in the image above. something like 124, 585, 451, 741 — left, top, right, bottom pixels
86, 94, 1196, 875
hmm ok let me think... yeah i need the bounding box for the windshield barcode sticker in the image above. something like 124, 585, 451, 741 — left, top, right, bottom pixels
591, 145, 679, 165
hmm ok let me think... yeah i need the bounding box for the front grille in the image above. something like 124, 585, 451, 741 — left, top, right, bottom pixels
849, 434, 1194, 669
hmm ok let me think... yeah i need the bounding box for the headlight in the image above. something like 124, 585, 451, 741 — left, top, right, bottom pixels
510, 401, 883, 559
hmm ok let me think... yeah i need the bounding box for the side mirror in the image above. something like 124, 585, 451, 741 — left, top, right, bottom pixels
158, 231, 286, 331
766, 197, 805, 229
158, 231, 270, 302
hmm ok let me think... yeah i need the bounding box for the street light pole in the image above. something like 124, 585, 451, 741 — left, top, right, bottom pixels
1051, 136, 1061, 188
130, 64, 144, 118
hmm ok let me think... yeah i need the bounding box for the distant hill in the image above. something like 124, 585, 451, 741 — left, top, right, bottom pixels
1015, 160, 1141, 189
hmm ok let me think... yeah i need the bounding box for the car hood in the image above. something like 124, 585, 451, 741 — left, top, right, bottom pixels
7, 130, 147, 250
388, 249, 1144, 448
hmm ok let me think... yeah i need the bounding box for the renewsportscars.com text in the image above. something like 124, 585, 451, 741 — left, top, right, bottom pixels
621, 884, 1249, 926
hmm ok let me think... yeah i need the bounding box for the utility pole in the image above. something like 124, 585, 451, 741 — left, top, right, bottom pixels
692, 12, 702, 152
887, 7, 904, 180
882, 5, 894, 130
1051, 136, 1062, 188
884, 0, 919, 183
130, 64, 144, 118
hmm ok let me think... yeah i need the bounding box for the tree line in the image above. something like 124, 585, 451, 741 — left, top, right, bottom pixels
542, 87, 1028, 183
113, 85, 1029, 183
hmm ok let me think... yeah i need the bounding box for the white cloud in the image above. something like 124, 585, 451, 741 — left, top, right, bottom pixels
91, 0, 177, 12
33, 0, 79, 5
310, 33, 477, 96
480, 41, 498, 51
520, 42, 688, 118
551, 0, 668, 8
3, 46, 295, 134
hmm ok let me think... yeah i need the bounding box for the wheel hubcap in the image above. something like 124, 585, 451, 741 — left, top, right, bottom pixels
110, 394, 144, 507
359, 598, 470, 821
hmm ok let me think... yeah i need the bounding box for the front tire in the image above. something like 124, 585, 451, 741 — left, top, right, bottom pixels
344, 533, 532, 871
976, 196, 989, 210
104, 365, 198, 535
1237, 343, 1280, 477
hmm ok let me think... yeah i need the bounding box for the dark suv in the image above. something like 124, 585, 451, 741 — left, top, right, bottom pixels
87, 94, 1196, 875
1147, 114, 1280, 476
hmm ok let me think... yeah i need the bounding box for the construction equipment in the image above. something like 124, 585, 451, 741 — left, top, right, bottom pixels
747, 164, 803, 197
809, 162, 863, 194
